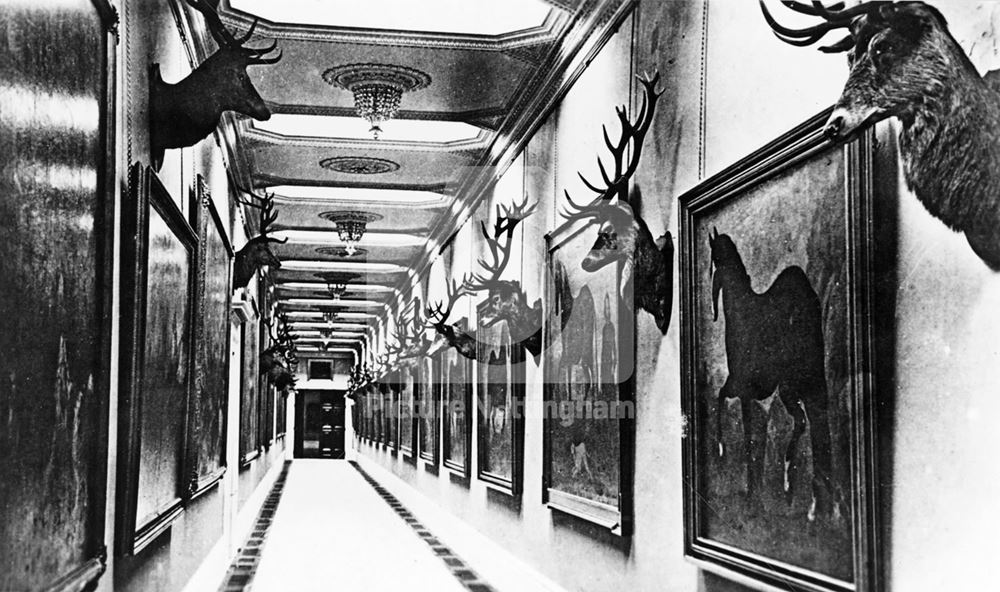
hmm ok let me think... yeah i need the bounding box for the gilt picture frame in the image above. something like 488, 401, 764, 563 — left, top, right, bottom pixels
442, 319, 474, 478
0, 0, 118, 585
419, 354, 440, 467
117, 163, 197, 556
187, 175, 233, 499
542, 221, 635, 535
476, 300, 526, 496
399, 364, 416, 457
678, 111, 881, 592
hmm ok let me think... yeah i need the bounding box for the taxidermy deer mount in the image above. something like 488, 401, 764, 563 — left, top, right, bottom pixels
384, 302, 433, 363
761, 0, 1000, 270
561, 72, 674, 334
149, 0, 281, 169
426, 196, 554, 360
261, 313, 297, 392
232, 186, 287, 290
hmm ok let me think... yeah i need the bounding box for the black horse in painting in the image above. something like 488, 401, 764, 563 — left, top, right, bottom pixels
709, 229, 836, 520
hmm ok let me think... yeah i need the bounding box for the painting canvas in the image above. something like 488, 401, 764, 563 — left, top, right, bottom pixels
476, 301, 525, 495
543, 223, 634, 533
384, 382, 397, 449
679, 114, 880, 592
118, 164, 197, 555
239, 314, 260, 464
399, 365, 415, 454
0, 0, 116, 585
189, 177, 232, 496
419, 356, 439, 465
442, 320, 473, 477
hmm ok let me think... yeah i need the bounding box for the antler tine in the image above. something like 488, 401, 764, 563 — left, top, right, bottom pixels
760, 1, 887, 48
185, 0, 240, 48
233, 18, 259, 45
562, 70, 662, 221
779, 0, 845, 16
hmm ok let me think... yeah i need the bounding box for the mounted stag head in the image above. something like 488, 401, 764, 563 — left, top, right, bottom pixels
427, 196, 548, 358
760, 0, 1000, 270
385, 305, 432, 363
149, 0, 281, 168
260, 313, 297, 392
561, 72, 674, 333
233, 187, 287, 290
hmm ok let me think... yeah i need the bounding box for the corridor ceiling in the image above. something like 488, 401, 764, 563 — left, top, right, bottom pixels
183, 0, 624, 361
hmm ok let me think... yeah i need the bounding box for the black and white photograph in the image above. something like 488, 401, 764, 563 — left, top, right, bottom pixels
2, 1, 997, 591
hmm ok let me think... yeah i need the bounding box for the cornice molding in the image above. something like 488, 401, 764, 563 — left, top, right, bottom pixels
215, 1, 569, 52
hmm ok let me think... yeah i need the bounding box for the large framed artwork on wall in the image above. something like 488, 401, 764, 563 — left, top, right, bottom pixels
117, 163, 197, 556
476, 300, 525, 496
0, 0, 118, 587
543, 222, 635, 535
188, 175, 233, 499
678, 111, 881, 592
384, 380, 398, 451
442, 319, 473, 478
399, 364, 416, 456
419, 355, 440, 466
239, 306, 261, 466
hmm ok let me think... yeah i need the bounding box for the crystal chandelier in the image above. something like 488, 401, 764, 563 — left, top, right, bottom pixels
327, 281, 347, 300
323, 312, 341, 326
319, 211, 383, 256
322, 63, 431, 140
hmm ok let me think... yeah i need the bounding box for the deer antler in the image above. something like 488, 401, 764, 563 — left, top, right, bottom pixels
468, 194, 538, 291
759, 1, 892, 52
426, 273, 479, 327
560, 72, 663, 223
234, 184, 289, 245
185, 0, 282, 64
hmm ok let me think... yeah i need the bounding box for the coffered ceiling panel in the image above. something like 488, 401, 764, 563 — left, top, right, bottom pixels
247, 39, 537, 116
249, 141, 480, 189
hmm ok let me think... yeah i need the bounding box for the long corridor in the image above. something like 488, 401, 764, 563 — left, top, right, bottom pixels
216, 460, 554, 592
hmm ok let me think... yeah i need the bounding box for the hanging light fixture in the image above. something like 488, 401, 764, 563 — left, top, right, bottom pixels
327, 281, 347, 300
319, 211, 383, 255
323, 312, 341, 326
322, 63, 431, 139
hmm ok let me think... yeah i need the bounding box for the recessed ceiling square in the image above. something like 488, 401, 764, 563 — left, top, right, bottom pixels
253, 114, 483, 144
231, 0, 552, 36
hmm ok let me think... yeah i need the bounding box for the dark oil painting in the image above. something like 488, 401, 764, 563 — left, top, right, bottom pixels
680, 118, 880, 592
419, 357, 439, 464
476, 302, 524, 494
399, 365, 415, 453
442, 324, 472, 476
191, 180, 232, 492
0, 0, 114, 586
134, 189, 193, 531
240, 315, 260, 462
544, 224, 633, 530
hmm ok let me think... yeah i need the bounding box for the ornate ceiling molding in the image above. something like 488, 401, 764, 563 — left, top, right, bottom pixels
319, 156, 400, 175
315, 246, 370, 258
216, 2, 569, 51
244, 127, 492, 154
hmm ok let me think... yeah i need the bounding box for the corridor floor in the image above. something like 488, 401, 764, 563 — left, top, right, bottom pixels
218, 460, 496, 592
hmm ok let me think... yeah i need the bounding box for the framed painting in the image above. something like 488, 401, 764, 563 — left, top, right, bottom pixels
239, 308, 261, 466
0, 0, 118, 586
442, 319, 474, 478
187, 175, 233, 499
384, 380, 398, 451
419, 355, 440, 466
543, 222, 635, 534
117, 163, 197, 556
678, 111, 881, 592
399, 365, 416, 456
476, 300, 525, 496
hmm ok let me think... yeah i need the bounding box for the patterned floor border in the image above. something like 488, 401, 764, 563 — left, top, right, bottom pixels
218, 461, 292, 592
350, 461, 498, 592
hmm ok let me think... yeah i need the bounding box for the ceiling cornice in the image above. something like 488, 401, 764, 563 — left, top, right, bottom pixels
216, 2, 569, 52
